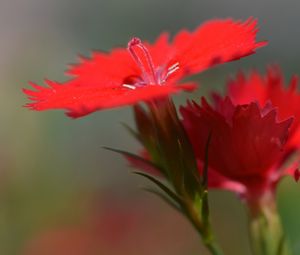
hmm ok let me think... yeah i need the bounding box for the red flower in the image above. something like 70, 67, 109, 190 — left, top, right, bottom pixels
24, 18, 265, 118
226, 67, 300, 150
180, 97, 293, 199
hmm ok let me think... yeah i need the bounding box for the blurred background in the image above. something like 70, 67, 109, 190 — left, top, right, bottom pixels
0, 0, 300, 254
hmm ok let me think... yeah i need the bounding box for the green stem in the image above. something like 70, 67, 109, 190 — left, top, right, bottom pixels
247, 191, 291, 255
206, 241, 224, 255
184, 197, 225, 255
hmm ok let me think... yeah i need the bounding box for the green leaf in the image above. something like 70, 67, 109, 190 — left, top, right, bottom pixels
142, 187, 182, 214
121, 122, 141, 142
103, 147, 162, 172
133, 171, 182, 206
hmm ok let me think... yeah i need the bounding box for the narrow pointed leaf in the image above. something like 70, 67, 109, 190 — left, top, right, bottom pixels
142, 187, 182, 213
103, 147, 162, 172
133, 171, 182, 205
121, 122, 141, 142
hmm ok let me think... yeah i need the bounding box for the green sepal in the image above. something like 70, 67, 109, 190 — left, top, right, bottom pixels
132, 105, 168, 175
202, 131, 212, 188
133, 104, 156, 149
201, 190, 210, 232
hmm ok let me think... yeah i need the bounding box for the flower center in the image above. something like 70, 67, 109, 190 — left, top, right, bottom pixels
124, 37, 179, 89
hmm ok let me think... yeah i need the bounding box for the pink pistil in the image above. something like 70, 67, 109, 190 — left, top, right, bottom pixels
128, 37, 158, 85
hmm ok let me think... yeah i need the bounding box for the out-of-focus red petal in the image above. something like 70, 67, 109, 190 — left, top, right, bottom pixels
274, 155, 300, 179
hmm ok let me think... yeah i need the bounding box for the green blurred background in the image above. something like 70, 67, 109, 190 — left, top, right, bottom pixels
0, 0, 299, 254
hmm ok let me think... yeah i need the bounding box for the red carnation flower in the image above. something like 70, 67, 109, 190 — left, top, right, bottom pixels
225, 67, 300, 150
24, 18, 265, 118
180, 97, 293, 200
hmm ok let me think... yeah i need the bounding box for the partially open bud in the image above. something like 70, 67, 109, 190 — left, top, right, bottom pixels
133, 98, 202, 198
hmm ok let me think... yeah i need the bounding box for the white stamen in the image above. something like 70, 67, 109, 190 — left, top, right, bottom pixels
122, 84, 137, 90
168, 66, 180, 75
168, 62, 179, 71
164, 66, 180, 81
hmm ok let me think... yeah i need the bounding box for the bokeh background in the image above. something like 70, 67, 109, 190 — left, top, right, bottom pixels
0, 0, 300, 254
